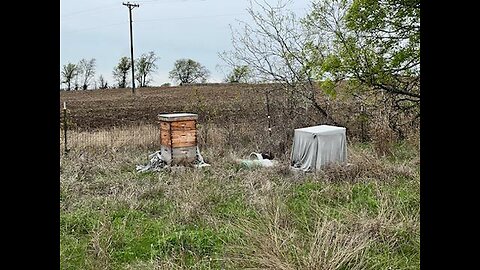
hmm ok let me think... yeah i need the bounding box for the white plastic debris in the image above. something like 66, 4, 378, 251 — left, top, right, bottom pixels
192, 146, 211, 168
136, 146, 210, 172
136, 150, 166, 172
236, 152, 278, 168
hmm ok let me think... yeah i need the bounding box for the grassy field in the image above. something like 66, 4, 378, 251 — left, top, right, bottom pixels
60, 84, 420, 269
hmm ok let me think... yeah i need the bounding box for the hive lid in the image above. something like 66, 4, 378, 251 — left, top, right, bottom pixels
295, 125, 345, 135
158, 113, 198, 121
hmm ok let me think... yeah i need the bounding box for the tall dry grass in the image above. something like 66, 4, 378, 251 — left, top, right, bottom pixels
60, 130, 419, 269
226, 204, 373, 270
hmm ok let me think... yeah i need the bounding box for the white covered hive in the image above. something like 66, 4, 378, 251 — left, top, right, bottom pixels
290, 125, 347, 171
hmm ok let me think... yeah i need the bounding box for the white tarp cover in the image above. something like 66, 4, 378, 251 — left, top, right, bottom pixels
290, 125, 347, 172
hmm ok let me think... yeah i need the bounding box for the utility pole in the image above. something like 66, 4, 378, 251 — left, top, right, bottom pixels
123, 2, 139, 94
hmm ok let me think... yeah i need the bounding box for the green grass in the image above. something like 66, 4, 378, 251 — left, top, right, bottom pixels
213, 194, 258, 219
60, 140, 420, 269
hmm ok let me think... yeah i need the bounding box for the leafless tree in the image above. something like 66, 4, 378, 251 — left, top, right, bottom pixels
220, 0, 337, 124
78, 58, 96, 90
98, 75, 108, 89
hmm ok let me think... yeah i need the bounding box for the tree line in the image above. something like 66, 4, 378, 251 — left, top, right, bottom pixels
61, 53, 251, 90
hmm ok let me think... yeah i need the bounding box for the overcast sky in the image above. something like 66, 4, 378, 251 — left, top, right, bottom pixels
60, 0, 312, 88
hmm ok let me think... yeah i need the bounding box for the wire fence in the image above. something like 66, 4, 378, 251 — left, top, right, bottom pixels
59, 92, 417, 158
60, 123, 161, 153
59, 106, 284, 158
59, 103, 352, 157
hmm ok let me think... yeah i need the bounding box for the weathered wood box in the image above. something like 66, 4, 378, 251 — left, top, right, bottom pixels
158, 113, 198, 165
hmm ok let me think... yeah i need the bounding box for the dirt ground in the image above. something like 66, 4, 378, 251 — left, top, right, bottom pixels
60, 84, 274, 130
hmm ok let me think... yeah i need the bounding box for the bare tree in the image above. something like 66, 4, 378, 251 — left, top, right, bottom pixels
220, 0, 337, 124
113, 57, 131, 88
169, 59, 210, 85
98, 75, 108, 89
61, 63, 78, 91
135, 51, 159, 87
78, 58, 96, 90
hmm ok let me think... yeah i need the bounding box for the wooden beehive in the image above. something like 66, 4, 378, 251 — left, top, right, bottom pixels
158, 113, 198, 165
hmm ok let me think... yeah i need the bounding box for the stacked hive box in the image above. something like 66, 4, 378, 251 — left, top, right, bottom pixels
158, 113, 198, 166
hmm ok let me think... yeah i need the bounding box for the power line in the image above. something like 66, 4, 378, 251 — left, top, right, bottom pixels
60, 0, 208, 24
61, 5, 307, 34
62, 22, 128, 34
136, 12, 247, 23
61, 12, 246, 34
136, 0, 207, 4
134, 7, 306, 23
61, 4, 121, 19
135, 0, 163, 3
62, 11, 247, 34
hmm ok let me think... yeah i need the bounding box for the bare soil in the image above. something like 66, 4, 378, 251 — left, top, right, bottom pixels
60, 84, 273, 130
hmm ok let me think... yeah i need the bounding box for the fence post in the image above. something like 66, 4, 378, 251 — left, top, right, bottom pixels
63, 102, 69, 154
360, 104, 367, 143
265, 89, 273, 156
